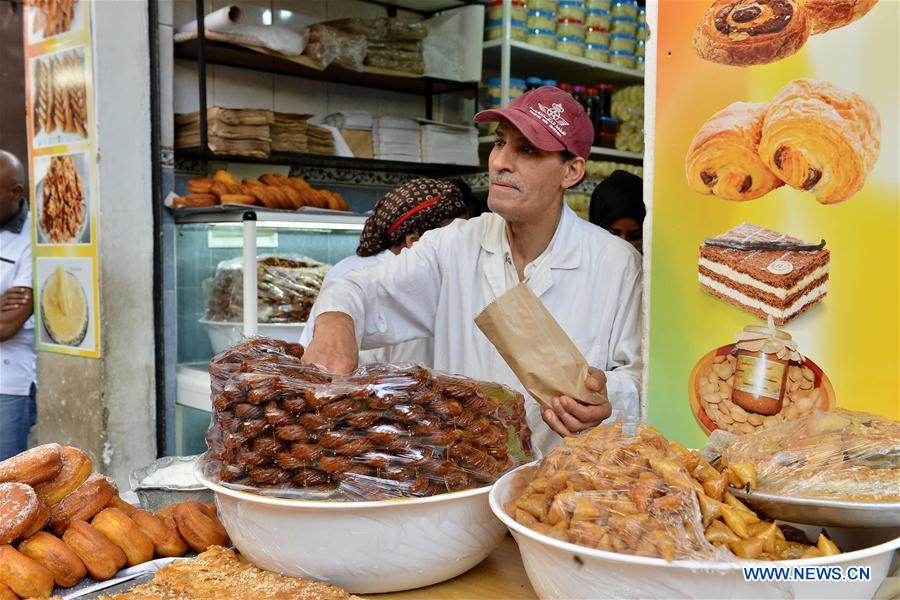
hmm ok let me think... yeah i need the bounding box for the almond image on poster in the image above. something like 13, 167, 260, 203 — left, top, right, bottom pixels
693, 0, 879, 66
686, 79, 880, 205
698, 223, 829, 325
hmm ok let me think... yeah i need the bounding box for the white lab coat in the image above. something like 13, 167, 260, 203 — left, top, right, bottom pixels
314, 203, 642, 455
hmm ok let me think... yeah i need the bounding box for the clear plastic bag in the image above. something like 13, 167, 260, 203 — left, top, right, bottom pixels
203, 337, 534, 501
711, 410, 900, 502
205, 255, 330, 324
303, 24, 366, 71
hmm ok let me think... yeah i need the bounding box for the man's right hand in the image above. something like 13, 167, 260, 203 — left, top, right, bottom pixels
300, 311, 359, 374
0, 287, 31, 312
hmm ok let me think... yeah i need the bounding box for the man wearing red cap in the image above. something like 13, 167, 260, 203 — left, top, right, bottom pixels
303, 87, 641, 454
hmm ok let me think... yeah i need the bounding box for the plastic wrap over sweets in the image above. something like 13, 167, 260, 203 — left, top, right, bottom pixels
206, 255, 330, 324
204, 337, 533, 501
711, 409, 900, 503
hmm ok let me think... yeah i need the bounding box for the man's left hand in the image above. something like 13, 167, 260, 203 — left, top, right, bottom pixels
542, 367, 612, 437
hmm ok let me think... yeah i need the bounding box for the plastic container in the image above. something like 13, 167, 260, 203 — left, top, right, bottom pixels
609, 49, 635, 69
527, 9, 557, 31
610, 15, 637, 35
543, 79, 558, 87
636, 38, 646, 57
638, 6, 646, 23
556, 17, 585, 38
609, 32, 636, 52
527, 27, 557, 48
556, 35, 585, 56
586, 0, 611, 10
611, 0, 638, 19
482, 97, 502, 134
571, 85, 590, 115
488, 0, 527, 22
594, 83, 613, 117
637, 22, 649, 41
131, 455, 213, 512
636, 54, 645, 72
596, 115, 619, 147
525, 76, 544, 91
586, 26, 610, 46
486, 18, 527, 41
528, 0, 558, 10
557, 0, 586, 20
585, 8, 611, 29
485, 77, 525, 100
585, 43, 609, 62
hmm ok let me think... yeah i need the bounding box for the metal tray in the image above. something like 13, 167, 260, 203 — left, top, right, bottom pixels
730, 487, 900, 528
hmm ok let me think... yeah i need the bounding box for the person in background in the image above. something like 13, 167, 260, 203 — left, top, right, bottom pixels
299, 178, 469, 367
589, 169, 645, 253
0, 150, 37, 460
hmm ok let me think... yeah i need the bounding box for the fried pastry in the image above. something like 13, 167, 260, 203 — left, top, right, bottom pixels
49, 473, 117, 536
693, 0, 810, 66
0, 443, 62, 486
61, 520, 127, 581
173, 501, 229, 553
686, 102, 784, 200
760, 79, 881, 204
18, 531, 87, 588
129, 509, 188, 558
798, 0, 878, 33
91, 508, 154, 567
0, 483, 48, 545
34, 446, 93, 505
0, 544, 55, 599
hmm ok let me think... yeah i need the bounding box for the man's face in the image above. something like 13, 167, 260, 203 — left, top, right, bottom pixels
487, 120, 579, 224
0, 171, 22, 223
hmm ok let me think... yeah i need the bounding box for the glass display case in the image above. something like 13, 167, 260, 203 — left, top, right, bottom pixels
170, 208, 367, 454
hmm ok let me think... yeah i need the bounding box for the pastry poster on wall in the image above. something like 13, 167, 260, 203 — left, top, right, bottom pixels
24, 0, 101, 357
34, 257, 97, 353
645, 1, 898, 448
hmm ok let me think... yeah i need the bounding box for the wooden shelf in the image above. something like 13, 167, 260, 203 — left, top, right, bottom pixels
482, 40, 644, 85
175, 147, 482, 176
477, 136, 642, 162
175, 39, 478, 97
359, 0, 485, 15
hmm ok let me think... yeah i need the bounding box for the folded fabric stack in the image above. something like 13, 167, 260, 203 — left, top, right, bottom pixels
175, 107, 273, 158
307, 124, 335, 155
271, 112, 311, 153
420, 121, 479, 166
372, 116, 420, 162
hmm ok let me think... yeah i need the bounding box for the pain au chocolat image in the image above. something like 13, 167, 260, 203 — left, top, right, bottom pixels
693, 0, 879, 66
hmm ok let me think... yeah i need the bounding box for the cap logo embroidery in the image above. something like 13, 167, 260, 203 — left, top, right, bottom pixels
528, 102, 569, 137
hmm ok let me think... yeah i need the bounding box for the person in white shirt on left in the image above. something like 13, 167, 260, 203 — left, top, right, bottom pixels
0, 150, 37, 460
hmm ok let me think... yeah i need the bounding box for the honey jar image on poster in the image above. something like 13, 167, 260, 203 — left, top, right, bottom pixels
688, 318, 835, 436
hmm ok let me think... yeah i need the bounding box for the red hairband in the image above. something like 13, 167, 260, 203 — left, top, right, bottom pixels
386, 193, 448, 235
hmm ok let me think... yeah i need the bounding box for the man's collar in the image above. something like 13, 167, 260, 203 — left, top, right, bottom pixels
480, 203, 581, 270
1, 199, 28, 234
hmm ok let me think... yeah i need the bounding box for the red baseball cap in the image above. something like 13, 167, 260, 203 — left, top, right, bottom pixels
474, 86, 593, 160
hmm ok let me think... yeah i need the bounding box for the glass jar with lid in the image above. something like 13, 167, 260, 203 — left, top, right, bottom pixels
636, 54, 645, 72
557, 18, 586, 39
527, 28, 557, 48
487, 0, 528, 22
557, 0, 586, 20
730, 322, 803, 417
528, 0, 558, 10
609, 32, 636, 52
527, 9, 557, 31
636, 38, 646, 57
585, 8, 611, 29
586, 26, 610, 46
586, 0, 611, 9
585, 43, 609, 63
556, 35, 585, 56
609, 49, 635, 68
611, 0, 638, 19
610, 15, 637, 35
637, 22, 649, 41
486, 19, 527, 41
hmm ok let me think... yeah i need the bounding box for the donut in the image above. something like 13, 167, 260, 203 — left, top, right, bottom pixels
174, 501, 229, 552
154, 504, 179, 533
20, 493, 50, 541
129, 508, 188, 558
91, 508, 154, 566
0, 483, 47, 545
0, 582, 18, 600
0, 544, 55, 599
0, 443, 62, 486
60, 520, 126, 581
105, 495, 139, 517
48, 473, 117, 536
33, 446, 93, 506
17, 531, 86, 588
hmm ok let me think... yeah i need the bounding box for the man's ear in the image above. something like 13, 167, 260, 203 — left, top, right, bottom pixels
561, 157, 586, 190
404, 232, 420, 248
11, 183, 24, 198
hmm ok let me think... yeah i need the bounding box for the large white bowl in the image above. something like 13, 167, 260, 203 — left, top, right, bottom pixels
195, 464, 507, 593
490, 463, 900, 600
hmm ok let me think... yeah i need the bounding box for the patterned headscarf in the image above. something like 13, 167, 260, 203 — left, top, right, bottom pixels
357, 178, 467, 257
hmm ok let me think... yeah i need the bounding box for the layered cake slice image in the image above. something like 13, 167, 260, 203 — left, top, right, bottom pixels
699, 223, 829, 325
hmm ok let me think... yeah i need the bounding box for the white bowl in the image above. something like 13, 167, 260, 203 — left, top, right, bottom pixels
195, 464, 507, 593
200, 319, 305, 354
490, 463, 900, 600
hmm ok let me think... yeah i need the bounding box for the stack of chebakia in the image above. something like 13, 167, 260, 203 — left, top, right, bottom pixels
506, 420, 843, 562
202, 337, 534, 500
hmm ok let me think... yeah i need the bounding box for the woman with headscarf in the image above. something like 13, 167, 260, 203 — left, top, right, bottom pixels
589, 170, 645, 253
299, 178, 468, 366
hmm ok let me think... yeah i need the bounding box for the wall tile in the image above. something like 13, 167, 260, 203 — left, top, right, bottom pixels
273, 74, 328, 115
213, 64, 274, 109
174, 58, 214, 113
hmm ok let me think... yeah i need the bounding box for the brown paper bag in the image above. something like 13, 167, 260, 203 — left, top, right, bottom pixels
340, 128, 373, 159
475, 283, 604, 409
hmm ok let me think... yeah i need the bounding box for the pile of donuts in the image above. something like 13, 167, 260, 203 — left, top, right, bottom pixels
204, 337, 533, 501
174, 170, 350, 210
0, 444, 229, 599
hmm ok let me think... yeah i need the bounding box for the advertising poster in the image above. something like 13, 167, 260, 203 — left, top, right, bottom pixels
646, 1, 898, 447
23, 0, 101, 357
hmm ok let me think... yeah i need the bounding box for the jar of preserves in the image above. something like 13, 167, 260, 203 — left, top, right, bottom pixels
556, 18, 586, 38
527, 28, 557, 48
636, 54, 645, 72
557, 0, 586, 20
528, 0, 558, 10
609, 32, 636, 52
730, 322, 803, 416
585, 8, 611, 29
637, 6, 646, 23
610, 15, 637, 35
486, 19, 527, 41
487, 0, 528, 22
611, 0, 637, 19
637, 22, 649, 41
609, 49, 635, 68
596, 115, 619, 147
556, 35, 585, 56
585, 43, 609, 63
636, 38, 646, 57
527, 9, 557, 31
586, 26, 610, 46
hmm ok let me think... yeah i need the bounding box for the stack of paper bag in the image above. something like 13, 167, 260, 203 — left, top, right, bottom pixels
271, 112, 311, 153
372, 116, 420, 162
419, 120, 479, 166
175, 106, 273, 158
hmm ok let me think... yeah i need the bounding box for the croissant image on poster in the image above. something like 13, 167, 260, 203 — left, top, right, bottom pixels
685, 79, 881, 205
698, 222, 829, 325
688, 320, 835, 437
693, 0, 879, 66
